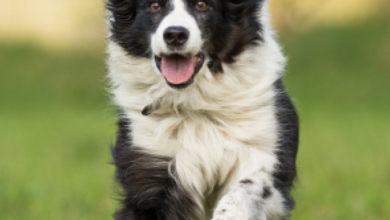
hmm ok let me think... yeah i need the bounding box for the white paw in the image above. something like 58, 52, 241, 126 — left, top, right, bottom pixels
211, 193, 245, 220
211, 210, 242, 220
211, 191, 266, 220
211, 208, 266, 220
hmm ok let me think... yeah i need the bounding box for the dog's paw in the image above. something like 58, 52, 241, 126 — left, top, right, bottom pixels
211, 198, 267, 220
211, 194, 266, 220
211, 208, 266, 220
211, 196, 244, 220
211, 208, 239, 220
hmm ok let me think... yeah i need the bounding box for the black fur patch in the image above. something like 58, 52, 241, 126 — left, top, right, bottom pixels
142, 104, 154, 116
261, 186, 272, 199
240, 179, 254, 184
201, 0, 265, 74
112, 115, 200, 220
107, 0, 173, 57
272, 79, 299, 211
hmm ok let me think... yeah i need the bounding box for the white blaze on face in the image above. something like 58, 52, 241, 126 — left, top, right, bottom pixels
151, 0, 203, 56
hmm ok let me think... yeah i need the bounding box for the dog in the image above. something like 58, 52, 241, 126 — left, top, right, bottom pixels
106, 0, 299, 219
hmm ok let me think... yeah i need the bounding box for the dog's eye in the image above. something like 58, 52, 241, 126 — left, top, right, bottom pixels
196, 1, 208, 11
150, 2, 161, 12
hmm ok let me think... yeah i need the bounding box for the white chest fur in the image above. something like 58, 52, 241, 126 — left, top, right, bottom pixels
108, 30, 286, 199
127, 96, 279, 197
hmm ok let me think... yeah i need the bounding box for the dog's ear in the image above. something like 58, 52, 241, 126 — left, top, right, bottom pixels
206, 0, 262, 68
107, 0, 137, 25
224, 0, 264, 22
227, 0, 265, 5
228, 0, 243, 4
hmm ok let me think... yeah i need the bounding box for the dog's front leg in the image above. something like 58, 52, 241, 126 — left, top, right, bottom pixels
211, 171, 286, 220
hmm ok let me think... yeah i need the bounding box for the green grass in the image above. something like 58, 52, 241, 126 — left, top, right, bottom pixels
1, 17, 389, 220
0, 45, 117, 220
282, 18, 390, 220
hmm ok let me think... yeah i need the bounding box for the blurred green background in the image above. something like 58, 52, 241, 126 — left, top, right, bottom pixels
0, 1, 389, 220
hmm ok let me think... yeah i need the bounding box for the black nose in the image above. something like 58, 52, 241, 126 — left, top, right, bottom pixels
163, 26, 189, 47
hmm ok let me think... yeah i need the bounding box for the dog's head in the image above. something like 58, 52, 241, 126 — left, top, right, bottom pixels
107, 0, 270, 90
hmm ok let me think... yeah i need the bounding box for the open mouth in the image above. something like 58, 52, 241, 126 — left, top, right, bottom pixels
155, 53, 204, 89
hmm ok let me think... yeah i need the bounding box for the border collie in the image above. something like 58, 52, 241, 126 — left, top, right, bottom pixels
106, 0, 299, 219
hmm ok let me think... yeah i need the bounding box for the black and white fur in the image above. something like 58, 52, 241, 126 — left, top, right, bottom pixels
106, 0, 299, 219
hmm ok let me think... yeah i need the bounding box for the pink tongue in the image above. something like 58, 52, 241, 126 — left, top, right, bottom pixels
161, 56, 195, 84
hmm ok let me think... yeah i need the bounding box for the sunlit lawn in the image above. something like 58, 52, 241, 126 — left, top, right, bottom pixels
1, 17, 389, 220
